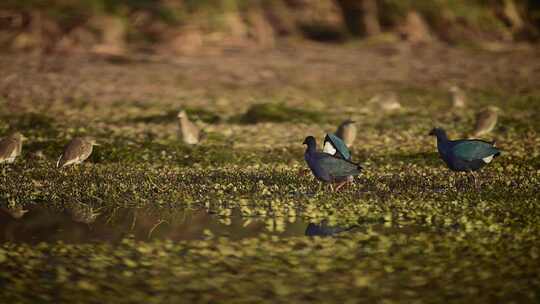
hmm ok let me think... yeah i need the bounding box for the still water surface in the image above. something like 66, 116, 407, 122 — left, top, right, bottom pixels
0, 206, 351, 243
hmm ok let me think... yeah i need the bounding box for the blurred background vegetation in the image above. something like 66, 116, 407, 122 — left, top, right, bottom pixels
0, 0, 539, 55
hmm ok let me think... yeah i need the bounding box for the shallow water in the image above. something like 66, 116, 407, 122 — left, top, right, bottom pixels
0, 206, 351, 243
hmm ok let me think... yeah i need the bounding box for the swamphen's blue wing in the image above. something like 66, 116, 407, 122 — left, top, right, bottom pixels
451, 140, 500, 162
323, 133, 351, 160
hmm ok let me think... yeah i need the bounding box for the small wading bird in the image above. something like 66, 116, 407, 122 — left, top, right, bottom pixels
471, 106, 499, 137
177, 110, 203, 145
369, 92, 402, 111
449, 85, 466, 108
57, 137, 99, 168
303, 135, 362, 192
335, 119, 356, 146
429, 128, 500, 189
0, 132, 27, 164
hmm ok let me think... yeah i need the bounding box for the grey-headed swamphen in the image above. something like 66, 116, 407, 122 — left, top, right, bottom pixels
429, 127, 501, 188
303, 135, 362, 192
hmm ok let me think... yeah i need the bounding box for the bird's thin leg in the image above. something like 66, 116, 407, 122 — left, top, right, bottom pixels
463, 172, 470, 190
462, 172, 469, 191
317, 182, 322, 193
335, 181, 348, 192
327, 176, 336, 192
471, 171, 478, 190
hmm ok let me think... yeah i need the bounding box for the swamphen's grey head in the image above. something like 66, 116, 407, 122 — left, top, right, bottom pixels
303, 136, 316, 147
428, 128, 447, 137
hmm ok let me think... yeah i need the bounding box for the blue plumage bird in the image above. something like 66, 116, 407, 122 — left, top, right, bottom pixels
303, 135, 362, 192
429, 127, 501, 188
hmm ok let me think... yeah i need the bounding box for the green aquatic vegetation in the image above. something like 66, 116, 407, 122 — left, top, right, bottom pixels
376, 152, 441, 167
238, 103, 325, 124
23, 139, 65, 160
128, 107, 222, 124
1, 152, 538, 232
0, 57, 539, 302
0, 228, 538, 303
88, 137, 299, 166
0, 112, 59, 137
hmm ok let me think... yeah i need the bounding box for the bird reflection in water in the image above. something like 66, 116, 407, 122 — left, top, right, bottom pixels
305, 220, 354, 237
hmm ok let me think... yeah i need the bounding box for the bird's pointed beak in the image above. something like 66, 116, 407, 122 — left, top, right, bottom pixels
93, 142, 100, 146
428, 130, 435, 136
